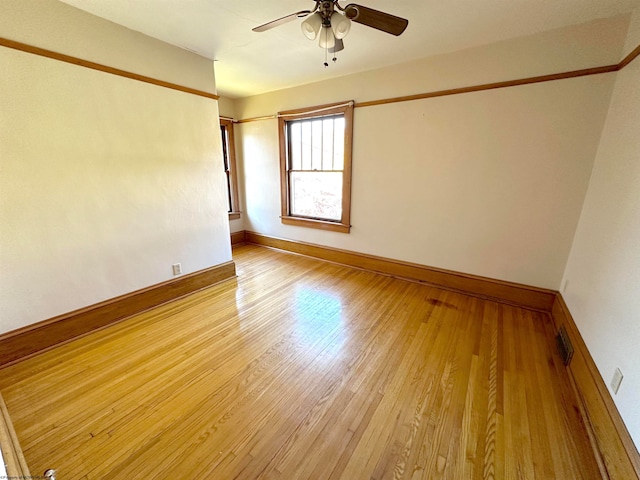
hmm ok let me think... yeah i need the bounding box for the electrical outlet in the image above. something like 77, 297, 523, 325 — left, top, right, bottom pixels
172, 263, 182, 276
610, 368, 623, 394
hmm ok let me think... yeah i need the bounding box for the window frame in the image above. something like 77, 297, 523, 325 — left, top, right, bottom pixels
220, 118, 241, 220
278, 101, 354, 233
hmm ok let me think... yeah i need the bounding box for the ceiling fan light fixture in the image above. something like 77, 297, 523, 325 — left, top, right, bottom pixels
318, 26, 336, 49
329, 38, 344, 53
254, 1, 409, 66
301, 12, 322, 40
330, 12, 351, 39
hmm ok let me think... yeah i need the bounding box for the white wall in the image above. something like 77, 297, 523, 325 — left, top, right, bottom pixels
234, 16, 628, 289
561, 9, 640, 449
0, 0, 231, 334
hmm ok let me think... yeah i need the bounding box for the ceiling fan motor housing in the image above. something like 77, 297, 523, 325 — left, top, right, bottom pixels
319, 1, 335, 24
344, 5, 360, 20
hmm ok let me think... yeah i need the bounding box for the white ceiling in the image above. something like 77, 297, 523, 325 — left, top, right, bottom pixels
59, 0, 639, 98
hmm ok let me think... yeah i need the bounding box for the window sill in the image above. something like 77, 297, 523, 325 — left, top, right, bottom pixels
229, 212, 241, 220
281, 216, 350, 233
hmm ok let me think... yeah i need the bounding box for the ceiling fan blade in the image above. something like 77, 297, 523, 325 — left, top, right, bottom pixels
252, 10, 311, 32
344, 4, 408, 36
329, 38, 344, 53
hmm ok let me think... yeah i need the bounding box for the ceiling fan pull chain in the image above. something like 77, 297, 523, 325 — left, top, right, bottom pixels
324, 28, 329, 67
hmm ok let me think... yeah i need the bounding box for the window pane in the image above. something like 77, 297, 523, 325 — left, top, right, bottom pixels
311, 119, 323, 171
290, 171, 342, 221
220, 125, 229, 172
225, 172, 232, 212
333, 117, 345, 170
290, 122, 301, 170
322, 118, 334, 171
301, 121, 312, 170
220, 125, 232, 212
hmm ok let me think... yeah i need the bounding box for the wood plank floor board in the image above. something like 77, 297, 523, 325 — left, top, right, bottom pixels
339, 294, 451, 478
0, 244, 601, 479
253, 286, 416, 479
233, 283, 429, 480
96, 264, 404, 478
523, 312, 555, 480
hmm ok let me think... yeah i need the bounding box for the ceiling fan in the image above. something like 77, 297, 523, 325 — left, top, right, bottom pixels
253, 0, 408, 65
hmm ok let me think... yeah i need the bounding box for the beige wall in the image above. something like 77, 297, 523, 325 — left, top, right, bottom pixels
235, 15, 628, 119
0, 1, 230, 334
0, 0, 216, 94
218, 97, 238, 119
234, 16, 628, 289
562, 8, 640, 449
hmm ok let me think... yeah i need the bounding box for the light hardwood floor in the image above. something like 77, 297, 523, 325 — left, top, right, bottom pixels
0, 244, 600, 479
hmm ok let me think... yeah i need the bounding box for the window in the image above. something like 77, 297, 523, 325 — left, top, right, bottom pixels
278, 101, 354, 233
220, 118, 240, 220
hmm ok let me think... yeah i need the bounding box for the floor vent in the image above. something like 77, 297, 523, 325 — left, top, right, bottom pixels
556, 325, 574, 366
